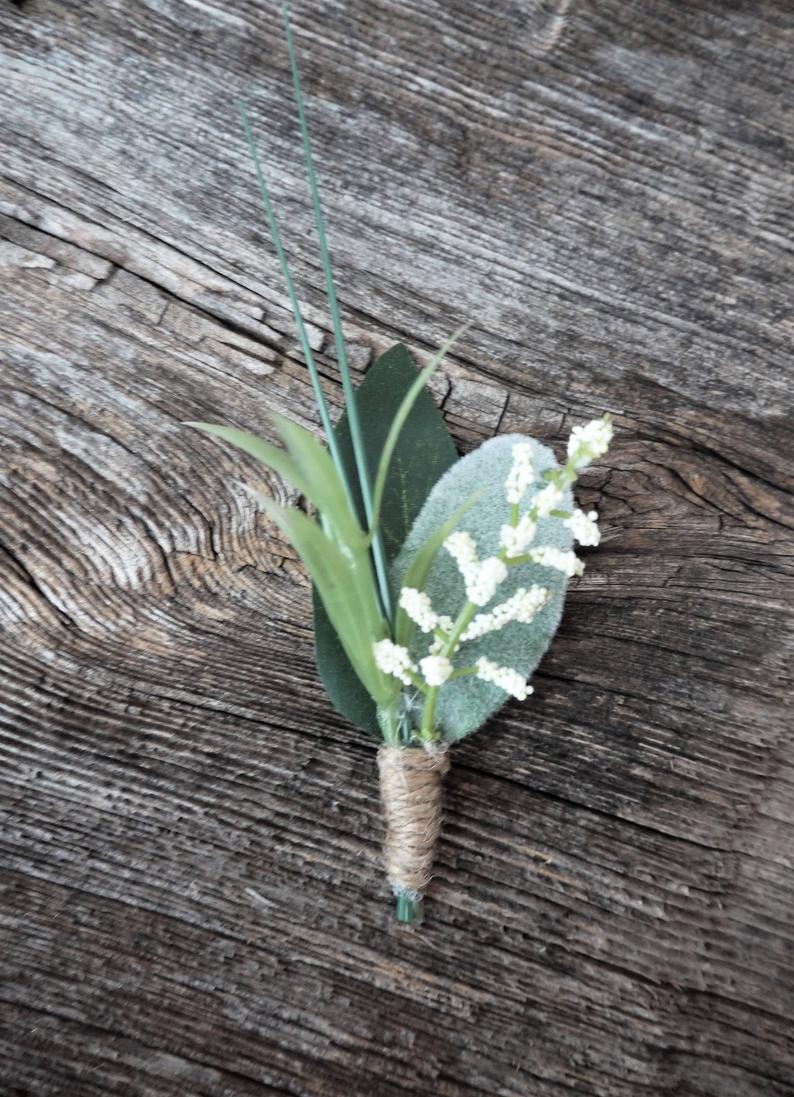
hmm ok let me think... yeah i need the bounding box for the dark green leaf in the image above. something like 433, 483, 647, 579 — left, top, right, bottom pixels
313, 343, 459, 733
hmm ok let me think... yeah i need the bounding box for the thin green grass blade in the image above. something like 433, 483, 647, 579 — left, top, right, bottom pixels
369, 325, 469, 541
282, 8, 392, 621
236, 101, 356, 515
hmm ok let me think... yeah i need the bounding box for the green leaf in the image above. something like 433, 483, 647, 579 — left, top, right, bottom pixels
248, 488, 397, 708
271, 413, 364, 549
368, 325, 467, 540
392, 434, 574, 741
313, 343, 459, 734
335, 344, 460, 558
186, 422, 307, 492
187, 418, 364, 551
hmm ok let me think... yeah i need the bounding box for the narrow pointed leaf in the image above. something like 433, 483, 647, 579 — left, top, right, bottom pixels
186, 422, 308, 495
188, 420, 361, 549
271, 413, 364, 548
249, 488, 396, 707
313, 343, 459, 733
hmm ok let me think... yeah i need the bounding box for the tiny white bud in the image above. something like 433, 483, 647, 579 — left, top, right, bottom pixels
399, 587, 439, 633
533, 482, 563, 517
505, 442, 535, 505
444, 530, 478, 570
373, 639, 417, 686
500, 513, 537, 556
462, 585, 549, 640
564, 508, 600, 546
567, 416, 613, 468
419, 654, 453, 687
475, 656, 532, 701
529, 546, 584, 578
465, 556, 508, 606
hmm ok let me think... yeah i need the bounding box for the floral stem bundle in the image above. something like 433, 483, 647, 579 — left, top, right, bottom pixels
187, 7, 613, 925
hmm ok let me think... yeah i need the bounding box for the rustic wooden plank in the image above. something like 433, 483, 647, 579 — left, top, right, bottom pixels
1, 1, 792, 1095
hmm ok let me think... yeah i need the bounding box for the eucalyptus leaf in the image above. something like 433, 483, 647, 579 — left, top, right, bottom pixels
313, 343, 459, 733
369, 326, 467, 539
392, 434, 574, 741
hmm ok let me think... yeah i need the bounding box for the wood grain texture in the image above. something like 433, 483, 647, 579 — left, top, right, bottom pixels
1, 1, 793, 1094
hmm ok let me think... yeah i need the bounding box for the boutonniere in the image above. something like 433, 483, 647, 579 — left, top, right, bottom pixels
187, 8, 613, 924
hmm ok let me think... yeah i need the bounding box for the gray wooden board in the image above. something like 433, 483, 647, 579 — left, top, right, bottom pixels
1, 1, 793, 1094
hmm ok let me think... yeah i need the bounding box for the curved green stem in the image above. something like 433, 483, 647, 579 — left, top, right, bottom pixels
419, 599, 478, 740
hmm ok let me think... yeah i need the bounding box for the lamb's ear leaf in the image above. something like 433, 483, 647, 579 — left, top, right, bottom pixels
313, 342, 459, 734
392, 435, 574, 742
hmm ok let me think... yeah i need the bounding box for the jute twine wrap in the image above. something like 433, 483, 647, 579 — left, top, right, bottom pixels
377, 744, 450, 898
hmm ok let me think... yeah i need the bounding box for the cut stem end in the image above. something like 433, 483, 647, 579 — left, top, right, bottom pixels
395, 892, 423, 924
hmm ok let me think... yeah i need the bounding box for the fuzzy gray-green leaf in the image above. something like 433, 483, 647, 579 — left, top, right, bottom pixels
392, 434, 573, 741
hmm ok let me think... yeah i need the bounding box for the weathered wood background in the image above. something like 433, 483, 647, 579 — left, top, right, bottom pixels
1, 1, 793, 1094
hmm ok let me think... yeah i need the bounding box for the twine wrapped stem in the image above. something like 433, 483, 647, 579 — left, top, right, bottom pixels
377, 744, 450, 923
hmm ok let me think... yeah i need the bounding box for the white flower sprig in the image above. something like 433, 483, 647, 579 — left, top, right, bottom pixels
398, 587, 439, 633
444, 532, 508, 606
373, 415, 613, 739
462, 585, 549, 640
565, 508, 600, 546
373, 639, 417, 686
474, 656, 533, 701
504, 442, 534, 504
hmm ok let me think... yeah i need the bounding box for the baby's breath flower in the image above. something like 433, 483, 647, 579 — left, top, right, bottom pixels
475, 656, 532, 701
567, 416, 613, 468
463, 584, 549, 640
505, 442, 535, 505
565, 508, 600, 546
419, 654, 453, 687
466, 555, 508, 606
373, 638, 416, 685
399, 587, 439, 633
436, 615, 454, 633
444, 530, 478, 572
500, 513, 536, 556
445, 531, 507, 606
529, 546, 584, 578
533, 482, 563, 517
